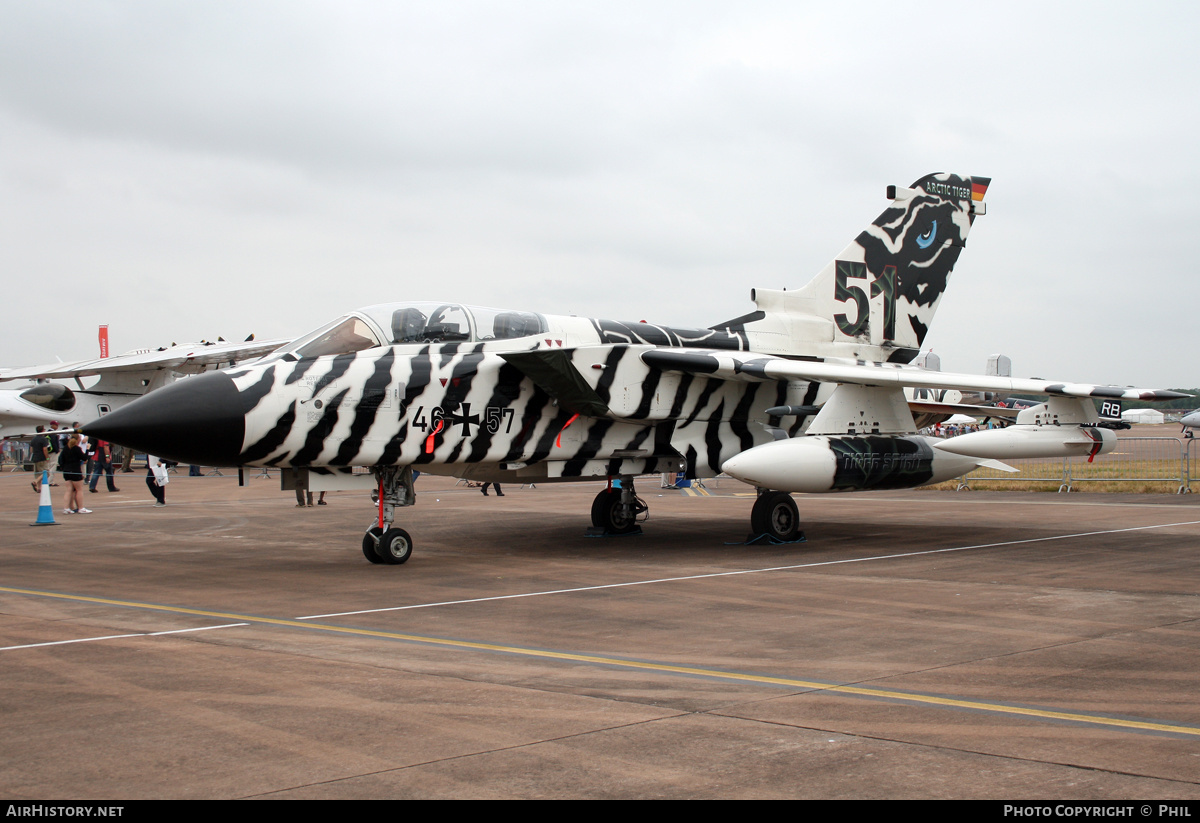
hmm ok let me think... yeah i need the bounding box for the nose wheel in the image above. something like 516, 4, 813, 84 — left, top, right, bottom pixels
364, 526, 413, 564
363, 466, 417, 564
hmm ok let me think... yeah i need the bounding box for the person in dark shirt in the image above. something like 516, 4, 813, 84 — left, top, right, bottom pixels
59, 434, 91, 514
87, 439, 120, 493
30, 425, 51, 493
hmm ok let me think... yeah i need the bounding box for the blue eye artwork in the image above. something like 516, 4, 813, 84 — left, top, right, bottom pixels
915, 220, 937, 249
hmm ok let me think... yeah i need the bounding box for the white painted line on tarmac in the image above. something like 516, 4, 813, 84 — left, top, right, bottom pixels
297, 519, 1200, 620
0, 622, 249, 651
145, 623, 250, 636
1, 632, 146, 651
5, 583, 1198, 738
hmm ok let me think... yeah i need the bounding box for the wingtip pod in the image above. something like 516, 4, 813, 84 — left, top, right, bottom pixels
1039, 385, 1191, 402
1139, 389, 1192, 401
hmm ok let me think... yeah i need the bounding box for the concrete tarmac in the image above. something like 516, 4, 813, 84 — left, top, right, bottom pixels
2, 469, 1199, 799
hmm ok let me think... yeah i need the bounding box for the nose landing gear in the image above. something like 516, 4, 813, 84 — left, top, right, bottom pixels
363, 466, 417, 564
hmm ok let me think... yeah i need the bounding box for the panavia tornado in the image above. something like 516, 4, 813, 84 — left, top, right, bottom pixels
85, 173, 1187, 564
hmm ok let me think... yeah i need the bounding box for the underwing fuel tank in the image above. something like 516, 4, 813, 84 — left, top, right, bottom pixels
931, 425, 1116, 460
721, 435, 992, 493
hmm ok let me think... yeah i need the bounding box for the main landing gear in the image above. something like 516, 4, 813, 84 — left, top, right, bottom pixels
588, 476, 648, 536
748, 489, 803, 543
585, 476, 803, 544
362, 466, 416, 564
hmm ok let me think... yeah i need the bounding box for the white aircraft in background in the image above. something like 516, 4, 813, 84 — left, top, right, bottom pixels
1182, 409, 1200, 436
87, 173, 1187, 564
905, 356, 1133, 431
0, 336, 284, 438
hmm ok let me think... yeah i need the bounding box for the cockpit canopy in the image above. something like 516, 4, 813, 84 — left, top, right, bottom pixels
282, 302, 547, 359
20, 383, 76, 412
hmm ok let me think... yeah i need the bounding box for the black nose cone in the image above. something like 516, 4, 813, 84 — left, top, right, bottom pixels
84, 371, 245, 466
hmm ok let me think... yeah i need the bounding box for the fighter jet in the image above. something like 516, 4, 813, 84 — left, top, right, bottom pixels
86, 173, 1187, 564
0, 337, 284, 437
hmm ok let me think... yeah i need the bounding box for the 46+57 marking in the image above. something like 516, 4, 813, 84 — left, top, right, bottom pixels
407, 404, 514, 436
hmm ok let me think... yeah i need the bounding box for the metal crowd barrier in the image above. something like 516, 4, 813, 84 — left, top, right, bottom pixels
1187, 436, 1198, 493
955, 455, 1071, 491
955, 436, 1193, 494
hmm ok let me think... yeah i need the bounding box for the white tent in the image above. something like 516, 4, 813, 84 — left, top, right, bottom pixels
1122, 409, 1165, 424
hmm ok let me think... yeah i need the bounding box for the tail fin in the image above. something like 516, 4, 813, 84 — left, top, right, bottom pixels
731, 173, 989, 362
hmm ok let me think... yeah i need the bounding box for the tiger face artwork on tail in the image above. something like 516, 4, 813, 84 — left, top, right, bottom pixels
859, 172, 989, 348
767, 172, 989, 362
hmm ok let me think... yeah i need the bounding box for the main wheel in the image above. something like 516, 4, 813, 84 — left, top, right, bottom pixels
362, 526, 385, 563
750, 491, 801, 542
590, 488, 638, 534
374, 527, 413, 564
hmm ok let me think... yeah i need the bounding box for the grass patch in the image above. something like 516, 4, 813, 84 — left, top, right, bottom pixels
923, 455, 1191, 493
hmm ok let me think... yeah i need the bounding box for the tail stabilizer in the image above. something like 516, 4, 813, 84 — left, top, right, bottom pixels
724, 173, 989, 361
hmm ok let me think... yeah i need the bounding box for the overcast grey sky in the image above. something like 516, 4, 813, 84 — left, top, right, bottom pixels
2, 1, 1196, 387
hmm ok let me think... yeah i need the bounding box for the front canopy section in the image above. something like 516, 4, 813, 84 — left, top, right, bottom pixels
19, 383, 77, 413
289, 315, 382, 359
274, 302, 549, 359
